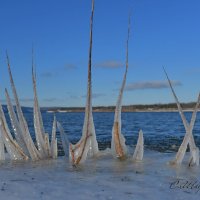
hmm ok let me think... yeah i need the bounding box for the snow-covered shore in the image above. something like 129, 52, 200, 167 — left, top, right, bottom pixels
0, 151, 200, 200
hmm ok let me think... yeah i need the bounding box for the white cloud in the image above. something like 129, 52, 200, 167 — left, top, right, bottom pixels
125, 80, 182, 91
94, 60, 123, 68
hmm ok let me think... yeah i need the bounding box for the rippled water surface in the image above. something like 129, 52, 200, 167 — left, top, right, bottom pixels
5, 111, 200, 155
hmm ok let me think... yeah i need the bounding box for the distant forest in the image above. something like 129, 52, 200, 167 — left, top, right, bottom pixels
44, 102, 198, 112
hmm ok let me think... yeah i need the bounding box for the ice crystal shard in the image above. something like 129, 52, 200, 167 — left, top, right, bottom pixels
0, 124, 5, 161
5, 89, 29, 156
2, 52, 57, 161
6, 53, 40, 161
0, 100, 28, 160
57, 121, 69, 158
164, 68, 200, 166
111, 16, 130, 159
51, 115, 57, 159
32, 59, 50, 159
133, 130, 144, 161
66, 0, 98, 166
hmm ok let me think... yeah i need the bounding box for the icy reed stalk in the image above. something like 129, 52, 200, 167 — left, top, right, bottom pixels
51, 115, 58, 159
111, 16, 131, 159
32, 51, 51, 158
6, 52, 40, 161
0, 99, 28, 160
57, 0, 98, 165
57, 121, 69, 158
67, 0, 98, 166
0, 128, 5, 160
164, 69, 200, 166
5, 88, 29, 156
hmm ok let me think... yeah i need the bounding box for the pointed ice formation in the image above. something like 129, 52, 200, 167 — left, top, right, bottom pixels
111, 16, 131, 160
57, 121, 69, 158
6, 52, 40, 161
164, 69, 200, 166
1, 52, 57, 161
0, 115, 5, 161
133, 130, 144, 161
57, 0, 98, 166
0, 100, 28, 160
5, 88, 29, 156
51, 115, 57, 159
0, 133, 5, 160
32, 51, 51, 159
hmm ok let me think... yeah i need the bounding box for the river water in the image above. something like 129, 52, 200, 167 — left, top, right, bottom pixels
5, 111, 200, 155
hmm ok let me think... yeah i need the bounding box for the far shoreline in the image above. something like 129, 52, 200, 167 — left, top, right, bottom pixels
42, 102, 199, 113
47, 109, 199, 113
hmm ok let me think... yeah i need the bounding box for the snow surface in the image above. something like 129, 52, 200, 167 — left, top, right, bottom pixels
0, 151, 200, 200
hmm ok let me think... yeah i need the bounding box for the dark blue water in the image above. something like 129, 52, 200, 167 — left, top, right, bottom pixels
5, 111, 200, 155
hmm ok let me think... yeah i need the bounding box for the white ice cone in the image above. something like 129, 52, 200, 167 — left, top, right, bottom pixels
133, 130, 144, 161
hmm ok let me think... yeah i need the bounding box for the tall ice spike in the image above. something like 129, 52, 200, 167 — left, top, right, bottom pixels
66, 0, 98, 166
5, 88, 29, 156
32, 48, 50, 158
0, 100, 28, 160
111, 15, 131, 159
6, 52, 40, 161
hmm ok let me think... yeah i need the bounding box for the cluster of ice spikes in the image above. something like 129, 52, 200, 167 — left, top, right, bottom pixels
57, 0, 144, 167
57, 0, 199, 168
0, 53, 57, 161
1, 0, 197, 169
164, 68, 200, 167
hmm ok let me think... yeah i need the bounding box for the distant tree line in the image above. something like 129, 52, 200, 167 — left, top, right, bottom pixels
44, 102, 198, 112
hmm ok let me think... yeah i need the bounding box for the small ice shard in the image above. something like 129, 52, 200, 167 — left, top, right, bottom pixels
0, 119, 28, 160
44, 133, 51, 156
57, 121, 69, 158
51, 115, 57, 159
6, 52, 40, 161
186, 100, 200, 166
133, 130, 144, 161
0, 127, 5, 161
164, 68, 200, 166
0, 100, 28, 160
5, 88, 29, 156
111, 16, 130, 160
32, 53, 50, 158
66, 0, 99, 166
189, 146, 199, 167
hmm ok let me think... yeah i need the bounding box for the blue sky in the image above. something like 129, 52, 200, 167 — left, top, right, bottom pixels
0, 0, 200, 107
